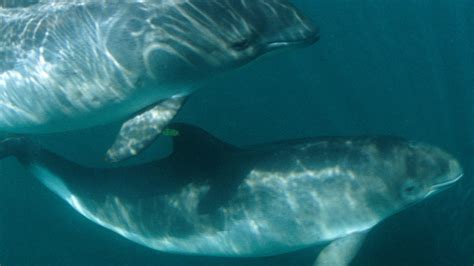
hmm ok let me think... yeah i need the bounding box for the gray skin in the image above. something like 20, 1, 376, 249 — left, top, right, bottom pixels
0, 123, 464, 265
0, 0, 38, 7
0, 0, 319, 161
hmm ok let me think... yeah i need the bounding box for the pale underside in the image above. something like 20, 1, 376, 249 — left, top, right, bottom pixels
32, 162, 380, 257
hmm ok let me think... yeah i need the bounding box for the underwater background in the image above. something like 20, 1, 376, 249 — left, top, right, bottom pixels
1, 0, 473, 265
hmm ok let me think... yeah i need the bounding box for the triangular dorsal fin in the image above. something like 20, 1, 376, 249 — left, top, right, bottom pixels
165, 123, 237, 158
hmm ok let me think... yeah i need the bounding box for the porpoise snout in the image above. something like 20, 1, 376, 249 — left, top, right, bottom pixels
259, 1, 320, 52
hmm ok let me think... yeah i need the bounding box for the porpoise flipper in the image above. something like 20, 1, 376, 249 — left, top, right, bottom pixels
314, 231, 368, 266
105, 95, 186, 162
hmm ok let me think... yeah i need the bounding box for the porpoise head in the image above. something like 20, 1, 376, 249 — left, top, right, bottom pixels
105, 0, 319, 86
372, 139, 464, 210
292, 137, 464, 231
398, 141, 463, 202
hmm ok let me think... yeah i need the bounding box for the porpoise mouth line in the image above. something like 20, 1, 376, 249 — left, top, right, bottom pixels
425, 173, 463, 197
266, 32, 321, 50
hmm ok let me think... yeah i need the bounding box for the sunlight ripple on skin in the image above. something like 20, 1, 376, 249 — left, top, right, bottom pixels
5, 127, 461, 265
0, 0, 318, 135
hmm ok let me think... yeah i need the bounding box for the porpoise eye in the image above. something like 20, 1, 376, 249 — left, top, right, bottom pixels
230, 39, 251, 51
404, 185, 415, 193
400, 179, 421, 200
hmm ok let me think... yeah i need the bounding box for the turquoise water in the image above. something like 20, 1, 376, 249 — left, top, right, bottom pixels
1, 1, 473, 265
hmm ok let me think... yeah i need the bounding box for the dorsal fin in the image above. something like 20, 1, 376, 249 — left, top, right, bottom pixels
166, 123, 237, 158
0, 136, 27, 160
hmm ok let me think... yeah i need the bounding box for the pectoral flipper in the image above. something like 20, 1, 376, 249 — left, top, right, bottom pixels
314, 231, 368, 266
106, 96, 186, 162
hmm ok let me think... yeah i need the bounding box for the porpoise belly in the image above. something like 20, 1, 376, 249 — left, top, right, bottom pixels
29, 163, 380, 257
0, 92, 139, 133
43, 187, 376, 256
0, 71, 186, 133
30, 163, 321, 256
56, 192, 328, 257
60, 194, 377, 257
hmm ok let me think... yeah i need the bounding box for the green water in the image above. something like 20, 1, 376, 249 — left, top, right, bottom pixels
1, 1, 473, 265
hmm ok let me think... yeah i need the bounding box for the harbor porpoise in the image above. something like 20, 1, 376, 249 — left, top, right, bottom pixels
0, 124, 463, 265
0, 0, 319, 161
